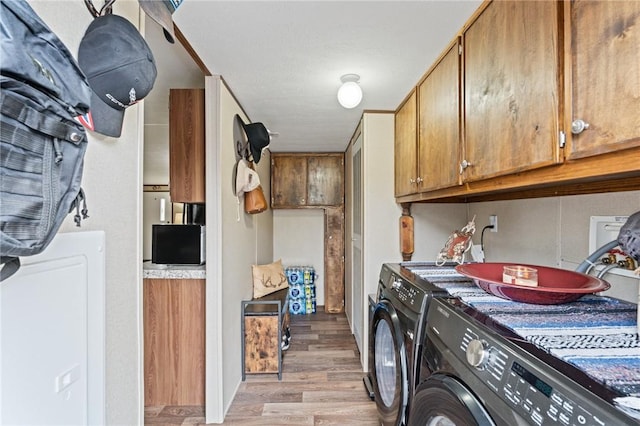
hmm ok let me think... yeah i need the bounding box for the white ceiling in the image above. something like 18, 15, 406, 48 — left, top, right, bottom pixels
144, 0, 482, 153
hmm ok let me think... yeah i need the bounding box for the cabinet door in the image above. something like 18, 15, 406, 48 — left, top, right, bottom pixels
307, 154, 344, 206
271, 155, 307, 207
169, 89, 205, 203
566, 0, 640, 160
418, 39, 462, 191
463, 1, 561, 182
144, 278, 205, 406
394, 90, 418, 197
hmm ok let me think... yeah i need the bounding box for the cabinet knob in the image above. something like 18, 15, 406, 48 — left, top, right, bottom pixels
571, 119, 590, 135
409, 178, 416, 184
416, 177, 423, 184
459, 160, 472, 174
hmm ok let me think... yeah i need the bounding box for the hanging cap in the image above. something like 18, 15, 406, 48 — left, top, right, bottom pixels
78, 14, 157, 137
236, 115, 271, 164
244, 122, 271, 164
139, 0, 182, 44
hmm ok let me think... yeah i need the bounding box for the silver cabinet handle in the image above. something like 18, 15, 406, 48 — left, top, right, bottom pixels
409, 178, 416, 184
571, 119, 590, 135
459, 159, 471, 174
416, 177, 423, 184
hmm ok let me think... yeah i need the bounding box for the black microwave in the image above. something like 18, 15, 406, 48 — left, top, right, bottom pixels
152, 224, 205, 265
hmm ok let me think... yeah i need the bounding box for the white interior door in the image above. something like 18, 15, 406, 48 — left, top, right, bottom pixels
351, 135, 363, 352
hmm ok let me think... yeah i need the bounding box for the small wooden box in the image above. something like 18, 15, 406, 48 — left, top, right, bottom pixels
244, 315, 279, 374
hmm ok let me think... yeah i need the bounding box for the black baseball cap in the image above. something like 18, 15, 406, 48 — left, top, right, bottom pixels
78, 14, 157, 138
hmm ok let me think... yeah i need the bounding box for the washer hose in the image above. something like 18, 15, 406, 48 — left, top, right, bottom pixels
575, 240, 619, 274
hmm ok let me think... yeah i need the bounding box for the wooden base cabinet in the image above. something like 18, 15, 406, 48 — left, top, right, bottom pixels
144, 278, 205, 406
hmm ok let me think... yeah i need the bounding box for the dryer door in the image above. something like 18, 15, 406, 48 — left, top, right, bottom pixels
370, 300, 408, 426
408, 374, 495, 426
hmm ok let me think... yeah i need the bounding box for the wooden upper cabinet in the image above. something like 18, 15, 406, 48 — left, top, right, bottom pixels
418, 38, 462, 192
271, 155, 307, 207
394, 90, 418, 197
393, 0, 640, 203
565, 0, 640, 160
271, 153, 344, 208
169, 89, 205, 204
307, 155, 344, 205
462, 0, 561, 182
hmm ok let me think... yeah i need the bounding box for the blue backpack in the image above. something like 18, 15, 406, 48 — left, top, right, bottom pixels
0, 0, 92, 281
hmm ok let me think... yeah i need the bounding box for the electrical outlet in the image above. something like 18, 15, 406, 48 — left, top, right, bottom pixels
489, 215, 498, 233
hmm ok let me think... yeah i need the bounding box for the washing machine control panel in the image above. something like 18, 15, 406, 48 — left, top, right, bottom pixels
428, 299, 632, 426
385, 273, 425, 311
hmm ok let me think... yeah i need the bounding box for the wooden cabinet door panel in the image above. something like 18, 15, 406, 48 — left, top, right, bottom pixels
566, 0, 640, 160
169, 89, 205, 203
418, 39, 462, 191
144, 279, 205, 406
464, 0, 561, 182
271, 155, 307, 207
308, 155, 344, 206
394, 91, 418, 197
324, 206, 345, 313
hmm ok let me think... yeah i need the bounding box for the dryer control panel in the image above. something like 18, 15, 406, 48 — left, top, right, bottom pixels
378, 264, 427, 313
427, 298, 634, 426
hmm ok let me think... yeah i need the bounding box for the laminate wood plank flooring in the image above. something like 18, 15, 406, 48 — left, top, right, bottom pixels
145, 307, 378, 425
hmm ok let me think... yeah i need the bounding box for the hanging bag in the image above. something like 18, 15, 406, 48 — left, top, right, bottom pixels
243, 162, 267, 214
244, 186, 268, 214
0, 0, 92, 281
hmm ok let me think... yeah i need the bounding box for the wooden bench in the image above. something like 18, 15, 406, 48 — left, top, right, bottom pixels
241, 288, 290, 380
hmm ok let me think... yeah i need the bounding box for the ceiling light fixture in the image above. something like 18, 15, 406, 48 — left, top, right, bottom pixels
337, 74, 362, 109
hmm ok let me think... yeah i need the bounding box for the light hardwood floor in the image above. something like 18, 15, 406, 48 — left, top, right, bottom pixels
145, 307, 378, 425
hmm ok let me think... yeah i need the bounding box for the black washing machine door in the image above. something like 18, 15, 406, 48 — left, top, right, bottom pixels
370, 300, 409, 426
408, 374, 495, 426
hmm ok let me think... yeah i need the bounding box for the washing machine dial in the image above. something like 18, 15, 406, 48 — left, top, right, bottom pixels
391, 278, 402, 290
466, 339, 489, 369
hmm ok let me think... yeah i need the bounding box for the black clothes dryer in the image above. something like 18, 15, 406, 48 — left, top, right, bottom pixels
409, 297, 638, 426
368, 263, 454, 426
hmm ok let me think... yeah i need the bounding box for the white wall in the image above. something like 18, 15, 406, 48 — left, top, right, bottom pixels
361, 114, 401, 299
358, 113, 403, 369
466, 190, 640, 302
411, 203, 469, 261
273, 209, 326, 304
30, 1, 144, 424
410, 192, 639, 303
206, 79, 274, 422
